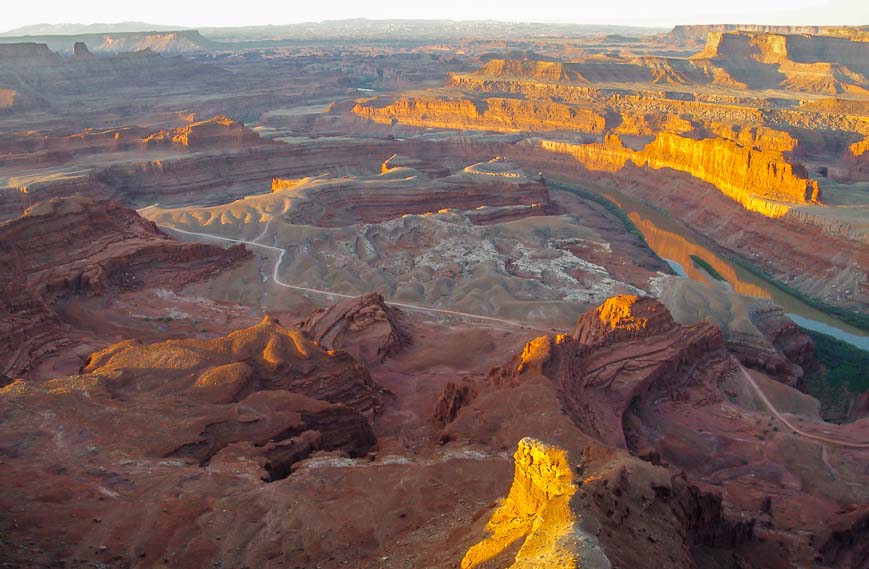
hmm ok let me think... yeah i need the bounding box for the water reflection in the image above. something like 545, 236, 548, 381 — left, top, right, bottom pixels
629, 212, 771, 299
600, 189, 868, 349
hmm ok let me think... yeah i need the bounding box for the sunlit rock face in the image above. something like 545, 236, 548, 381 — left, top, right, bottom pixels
462, 437, 752, 569
462, 437, 609, 569
540, 131, 819, 216
353, 96, 606, 134
573, 294, 676, 345
492, 296, 724, 447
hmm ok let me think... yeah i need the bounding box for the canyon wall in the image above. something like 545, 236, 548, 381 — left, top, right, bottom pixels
667, 25, 835, 41
1, 138, 398, 221
353, 96, 606, 134
0, 116, 277, 168
696, 31, 869, 73
0, 197, 249, 378
540, 131, 819, 215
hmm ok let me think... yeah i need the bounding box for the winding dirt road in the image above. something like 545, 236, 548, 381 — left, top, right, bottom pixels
157, 223, 549, 332
738, 366, 869, 449
155, 220, 868, 450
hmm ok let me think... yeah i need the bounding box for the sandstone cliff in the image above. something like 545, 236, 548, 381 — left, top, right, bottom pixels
143, 116, 277, 150
540, 130, 820, 214
691, 31, 869, 93
353, 96, 606, 134
667, 25, 834, 42
0, 116, 277, 169
462, 438, 609, 569
494, 295, 726, 447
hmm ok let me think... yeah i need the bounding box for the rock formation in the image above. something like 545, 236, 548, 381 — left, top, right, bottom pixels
443, 296, 867, 568
0, 115, 278, 170
223, 159, 551, 227
143, 116, 277, 151
0, 30, 218, 54
297, 292, 410, 364
495, 295, 726, 446
462, 437, 608, 569
667, 24, 835, 42
353, 96, 606, 134
0, 42, 62, 66
463, 438, 752, 569
1, 314, 382, 492
0, 136, 391, 221
72, 41, 93, 58
81, 314, 384, 414
539, 130, 819, 215
0, 197, 249, 377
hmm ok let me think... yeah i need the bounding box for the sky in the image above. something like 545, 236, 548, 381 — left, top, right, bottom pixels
3, 0, 867, 31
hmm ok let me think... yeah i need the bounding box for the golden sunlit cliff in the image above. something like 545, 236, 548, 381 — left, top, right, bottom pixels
540, 130, 819, 216
353, 96, 606, 134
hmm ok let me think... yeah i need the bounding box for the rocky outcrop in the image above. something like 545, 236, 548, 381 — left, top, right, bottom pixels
72, 41, 93, 58
696, 31, 869, 71
297, 292, 410, 364
0, 115, 277, 169
495, 295, 726, 447
573, 294, 678, 345
262, 160, 551, 227
0, 42, 62, 66
381, 153, 451, 178
540, 130, 820, 214
843, 136, 869, 180
2, 315, 382, 481
353, 96, 606, 134
462, 438, 752, 569
748, 302, 815, 372
691, 32, 869, 93
0, 197, 249, 377
143, 116, 277, 151
434, 381, 476, 426
81, 315, 384, 415
462, 437, 608, 569
472, 59, 590, 83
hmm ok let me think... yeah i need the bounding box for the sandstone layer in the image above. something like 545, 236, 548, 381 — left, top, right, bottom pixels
539, 131, 820, 214
443, 295, 868, 568
0, 197, 249, 378
297, 292, 410, 364
353, 96, 606, 134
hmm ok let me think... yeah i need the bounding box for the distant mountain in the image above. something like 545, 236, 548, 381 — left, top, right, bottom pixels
0, 22, 189, 37
198, 19, 667, 42
0, 30, 219, 54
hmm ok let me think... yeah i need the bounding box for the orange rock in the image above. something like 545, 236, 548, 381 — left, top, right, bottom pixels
541, 129, 819, 214
353, 96, 606, 134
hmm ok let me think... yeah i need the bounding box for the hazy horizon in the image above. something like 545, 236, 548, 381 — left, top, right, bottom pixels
3, 0, 867, 33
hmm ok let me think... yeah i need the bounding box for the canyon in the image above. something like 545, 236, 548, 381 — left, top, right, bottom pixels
0, 19, 866, 569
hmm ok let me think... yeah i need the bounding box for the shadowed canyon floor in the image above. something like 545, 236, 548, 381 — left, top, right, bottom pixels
0, 19, 867, 569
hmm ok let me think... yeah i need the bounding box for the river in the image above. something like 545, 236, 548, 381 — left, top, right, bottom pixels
555, 181, 869, 350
